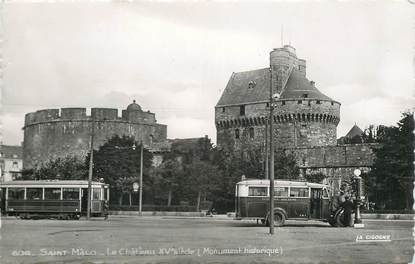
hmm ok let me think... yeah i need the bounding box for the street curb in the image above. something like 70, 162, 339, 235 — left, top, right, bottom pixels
361, 213, 414, 220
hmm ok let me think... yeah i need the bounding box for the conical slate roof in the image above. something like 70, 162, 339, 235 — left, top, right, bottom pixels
280, 70, 332, 100
345, 124, 364, 138
216, 68, 333, 107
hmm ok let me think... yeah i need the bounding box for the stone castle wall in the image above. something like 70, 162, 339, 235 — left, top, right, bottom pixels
216, 98, 340, 150
289, 143, 377, 192
23, 107, 167, 169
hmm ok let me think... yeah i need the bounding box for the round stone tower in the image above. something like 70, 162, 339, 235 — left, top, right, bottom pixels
215, 45, 340, 153
23, 101, 168, 169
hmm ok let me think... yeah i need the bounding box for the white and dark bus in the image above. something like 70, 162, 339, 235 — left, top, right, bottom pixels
235, 179, 342, 227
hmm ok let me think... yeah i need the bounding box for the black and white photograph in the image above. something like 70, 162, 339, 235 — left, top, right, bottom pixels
0, 1, 414, 263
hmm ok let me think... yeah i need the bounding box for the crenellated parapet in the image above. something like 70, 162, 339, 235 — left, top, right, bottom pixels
22, 101, 167, 169
24, 106, 158, 128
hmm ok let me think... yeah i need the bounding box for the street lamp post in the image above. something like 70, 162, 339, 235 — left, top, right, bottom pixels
133, 141, 144, 216
353, 169, 364, 228
87, 119, 95, 220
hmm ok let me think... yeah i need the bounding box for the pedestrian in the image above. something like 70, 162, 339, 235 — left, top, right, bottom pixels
103, 200, 109, 220
342, 195, 354, 227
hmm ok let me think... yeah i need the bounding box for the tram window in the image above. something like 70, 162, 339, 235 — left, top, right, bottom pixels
27, 188, 42, 200
290, 187, 309, 198
248, 187, 267, 196
63, 188, 79, 200
93, 188, 101, 200
274, 187, 289, 197
8, 188, 25, 200
44, 188, 61, 200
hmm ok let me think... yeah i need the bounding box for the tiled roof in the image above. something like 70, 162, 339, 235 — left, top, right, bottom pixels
216, 68, 333, 106
0, 145, 22, 159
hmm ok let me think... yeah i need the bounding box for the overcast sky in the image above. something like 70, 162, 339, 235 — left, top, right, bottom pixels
1, 1, 414, 146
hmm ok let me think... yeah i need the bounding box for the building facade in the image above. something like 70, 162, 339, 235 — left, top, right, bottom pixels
0, 145, 23, 181
23, 101, 168, 169
215, 45, 375, 191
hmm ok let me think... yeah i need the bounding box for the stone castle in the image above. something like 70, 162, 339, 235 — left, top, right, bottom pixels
215, 45, 375, 190
23, 101, 169, 169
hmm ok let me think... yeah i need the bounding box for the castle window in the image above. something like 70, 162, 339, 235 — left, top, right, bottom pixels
249, 127, 254, 139
301, 124, 307, 128
316, 100, 321, 104
331, 101, 334, 106
302, 94, 308, 98
239, 105, 245, 116
266, 102, 269, 108
235, 129, 240, 139
282, 101, 286, 105
248, 80, 256, 89
297, 100, 302, 104
222, 107, 225, 113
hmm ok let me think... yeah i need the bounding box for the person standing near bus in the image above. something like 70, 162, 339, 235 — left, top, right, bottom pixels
342, 195, 354, 227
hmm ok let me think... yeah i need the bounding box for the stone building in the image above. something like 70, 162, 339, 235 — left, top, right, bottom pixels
23, 101, 168, 169
0, 144, 23, 181
215, 45, 375, 191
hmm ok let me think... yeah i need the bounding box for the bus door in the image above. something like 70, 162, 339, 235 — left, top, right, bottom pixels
310, 188, 322, 219
321, 188, 331, 220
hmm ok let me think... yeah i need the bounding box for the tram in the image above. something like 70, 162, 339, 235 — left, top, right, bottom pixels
235, 179, 341, 227
0, 180, 109, 219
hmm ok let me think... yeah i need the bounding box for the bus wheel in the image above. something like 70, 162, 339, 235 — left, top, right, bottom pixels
273, 212, 285, 227
266, 212, 285, 227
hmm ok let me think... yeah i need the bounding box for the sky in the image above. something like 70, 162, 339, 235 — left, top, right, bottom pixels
1, 1, 414, 146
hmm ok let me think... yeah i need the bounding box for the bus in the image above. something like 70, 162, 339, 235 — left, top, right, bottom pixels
0, 180, 109, 219
235, 179, 344, 227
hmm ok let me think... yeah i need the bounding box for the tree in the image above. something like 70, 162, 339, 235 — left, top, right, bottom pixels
154, 159, 183, 206
368, 112, 414, 210
274, 150, 300, 180
187, 160, 220, 211
22, 156, 87, 180
90, 135, 153, 205
304, 171, 326, 183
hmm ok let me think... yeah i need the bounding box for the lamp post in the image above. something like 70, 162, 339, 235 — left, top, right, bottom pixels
132, 141, 143, 216
353, 169, 364, 228
87, 119, 95, 220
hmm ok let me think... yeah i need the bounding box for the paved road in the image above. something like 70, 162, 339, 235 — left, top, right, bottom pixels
0, 216, 413, 263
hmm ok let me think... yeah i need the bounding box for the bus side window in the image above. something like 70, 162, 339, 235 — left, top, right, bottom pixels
322, 188, 329, 199
274, 187, 289, 197
290, 187, 309, 198
248, 187, 267, 196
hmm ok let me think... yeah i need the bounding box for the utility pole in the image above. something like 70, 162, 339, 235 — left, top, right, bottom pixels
139, 140, 143, 216
87, 119, 95, 220
265, 121, 269, 180
269, 68, 275, 235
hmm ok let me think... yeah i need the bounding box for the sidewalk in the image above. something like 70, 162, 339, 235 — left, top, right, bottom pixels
109, 211, 414, 220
